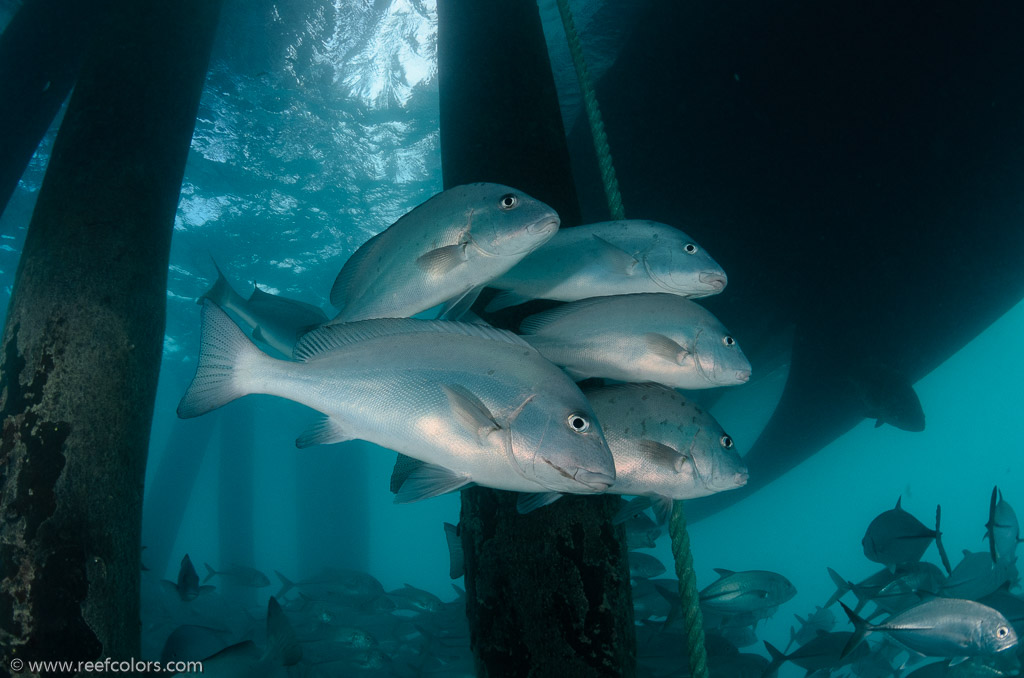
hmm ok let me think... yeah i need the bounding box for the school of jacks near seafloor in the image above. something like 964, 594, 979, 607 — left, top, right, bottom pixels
149, 183, 1022, 676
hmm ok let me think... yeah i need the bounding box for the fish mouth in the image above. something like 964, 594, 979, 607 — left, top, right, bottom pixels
698, 271, 728, 292
735, 370, 751, 383
573, 469, 615, 492
732, 469, 749, 487
527, 216, 560, 235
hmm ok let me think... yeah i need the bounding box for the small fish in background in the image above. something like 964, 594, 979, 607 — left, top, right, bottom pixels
764, 632, 868, 678
847, 363, 926, 432
862, 497, 952, 574
179, 303, 615, 501
824, 566, 900, 614
698, 568, 796, 615
203, 563, 271, 588
628, 552, 666, 580
328, 183, 560, 323
940, 550, 1017, 601
161, 554, 214, 602
986, 486, 1022, 564
588, 384, 747, 521
194, 597, 302, 675
274, 568, 386, 605
387, 584, 444, 613
197, 259, 327, 358
518, 293, 751, 389
485, 219, 727, 311
623, 511, 662, 550
444, 522, 464, 580
787, 605, 836, 651
839, 598, 1018, 659
159, 624, 234, 664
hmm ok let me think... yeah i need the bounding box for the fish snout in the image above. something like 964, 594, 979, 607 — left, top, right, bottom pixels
698, 271, 728, 292
733, 469, 749, 487
573, 468, 615, 492
527, 216, 560, 236
734, 369, 752, 383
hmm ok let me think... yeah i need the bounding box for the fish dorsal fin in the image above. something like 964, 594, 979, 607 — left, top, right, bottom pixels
637, 439, 688, 473
442, 384, 501, 442
713, 568, 735, 578
518, 297, 616, 334
895, 496, 903, 510
484, 290, 532, 313
295, 318, 531, 361
329, 232, 383, 308
591, 234, 640, 275
265, 596, 302, 666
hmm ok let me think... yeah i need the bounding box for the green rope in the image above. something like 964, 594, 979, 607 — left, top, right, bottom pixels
554, 5, 708, 675
554, 0, 625, 221
669, 500, 710, 678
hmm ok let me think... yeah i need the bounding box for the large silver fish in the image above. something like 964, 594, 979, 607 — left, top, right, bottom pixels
328, 183, 560, 323
840, 598, 1018, 659
519, 293, 751, 389
586, 384, 747, 521
699, 568, 797, 615
199, 261, 327, 358
178, 302, 614, 499
486, 219, 727, 311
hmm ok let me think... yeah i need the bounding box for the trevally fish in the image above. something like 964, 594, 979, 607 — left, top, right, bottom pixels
202, 563, 270, 588
787, 606, 836, 651
699, 568, 796, 615
764, 633, 868, 677
848, 363, 926, 432
840, 598, 1018, 659
190, 597, 301, 677
178, 302, 615, 499
587, 384, 747, 520
628, 552, 666, 580
160, 553, 214, 602
986, 486, 1022, 564
941, 550, 1017, 601
484, 220, 727, 311
328, 183, 560, 323
518, 293, 751, 389
198, 260, 327, 358
862, 497, 951, 574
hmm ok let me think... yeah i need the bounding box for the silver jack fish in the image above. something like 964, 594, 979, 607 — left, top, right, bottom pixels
519, 293, 751, 389
178, 302, 614, 500
329, 183, 560, 323
840, 598, 1018, 659
486, 219, 727, 311
198, 260, 328, 358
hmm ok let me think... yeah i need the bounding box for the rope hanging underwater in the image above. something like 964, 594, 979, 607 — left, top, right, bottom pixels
554, 0, 625, 221
554, 3, 709, 677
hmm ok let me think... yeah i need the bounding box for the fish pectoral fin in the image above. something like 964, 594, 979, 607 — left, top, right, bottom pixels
643, 333, 689, 364
516, 492, 564, 514
652, 496, 674, 524
438, 285, 484, 321
442, 384, 501, 442
392, 462, 471, 504
636, 439, 688, 473
713, 568, 736, 578
591, 234, 640, 276
948, 657, 970, 667
295, 416, 353, 448
416, 243, 469, 276
484, 290, 531, 312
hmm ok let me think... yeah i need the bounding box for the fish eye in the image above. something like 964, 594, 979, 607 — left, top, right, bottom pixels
567, 413, 590, 433
722, 335, 735, 347
499, 194, 519, 210
684, 243, 698, 254
720, 435, 734, 449
997, 626, 1010, 638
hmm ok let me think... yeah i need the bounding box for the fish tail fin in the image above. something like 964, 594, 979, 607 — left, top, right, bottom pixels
935, 504, 952, 575
198, 258, 242, 307
177, 301, 267, 418
203, 563, 217, 584
824, 567, 851, 607
762, 641, 786, 677
275, 570, 295, 599
839, 602, 872, 658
